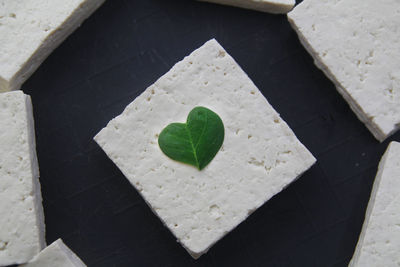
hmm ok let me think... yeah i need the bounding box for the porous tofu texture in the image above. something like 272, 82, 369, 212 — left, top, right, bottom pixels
199, 0, 295, 14
350, 142, 400, 267
94, 39, 316, 258
0, 0, 105, 92
20, 239, 87, 267
0, 91, 45, 265
288, 0, 400, 142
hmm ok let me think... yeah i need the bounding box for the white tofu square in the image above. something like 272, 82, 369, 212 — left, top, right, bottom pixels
350, 141, 400, 267
288, 0, 400, 142
0, 91, 45, 265
20, 239, 86, 267
0, 0, 105, 92
94, 39, 316, 258
198, 0, 295, 14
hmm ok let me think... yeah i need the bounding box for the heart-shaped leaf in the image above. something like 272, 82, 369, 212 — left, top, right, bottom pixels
158, 107, 225, 170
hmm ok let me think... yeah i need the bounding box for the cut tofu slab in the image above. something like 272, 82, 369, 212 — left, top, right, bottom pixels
94, 39, 316, 258
288, 0, 400, 142
349, 142, 400, 267
199, 0, 295, 14
0, 91, 45, 265
0, 0, 106, 92
19, 239, 87, 267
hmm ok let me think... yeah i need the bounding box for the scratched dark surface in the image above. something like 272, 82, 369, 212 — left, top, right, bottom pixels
18, 0, 400, 266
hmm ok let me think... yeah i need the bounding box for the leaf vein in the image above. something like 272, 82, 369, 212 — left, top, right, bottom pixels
185, 125, 199, 169
195, 112, 208, 150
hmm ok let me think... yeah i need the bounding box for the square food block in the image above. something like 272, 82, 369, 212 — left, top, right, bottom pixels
288, 0, 400, 142
20, 239, 87, 267
0, 91, 45, 265
198, 0, 295, 14
0, 0, 105, 92
350, 142, 400, 266
94, 39, 316, 258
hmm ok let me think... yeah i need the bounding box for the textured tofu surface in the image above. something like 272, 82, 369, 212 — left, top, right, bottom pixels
0, 0, 105, 92
20, 239, 87, 267
350, 142, 400, 266
94, 39, 316, 258
199, 0, 295, 14
288, 0, 400, 142
0, 91, 45, 265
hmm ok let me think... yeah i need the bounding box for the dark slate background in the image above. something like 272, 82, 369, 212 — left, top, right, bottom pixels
19, 0, 400, 266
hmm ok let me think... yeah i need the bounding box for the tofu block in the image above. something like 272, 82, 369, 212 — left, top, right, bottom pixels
94, 39, 316, 258
0, 0, 106, 92
0, 91, 45, 265
19, 239, 87, 267
199, 0, 295, 14
350, 142, 400, 266
288, 0, 400, 142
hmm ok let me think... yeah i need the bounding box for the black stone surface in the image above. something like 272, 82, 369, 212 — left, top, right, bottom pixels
20, 0, 400, 266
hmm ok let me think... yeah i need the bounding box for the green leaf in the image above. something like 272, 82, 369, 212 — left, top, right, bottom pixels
158, 106, 225, 170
